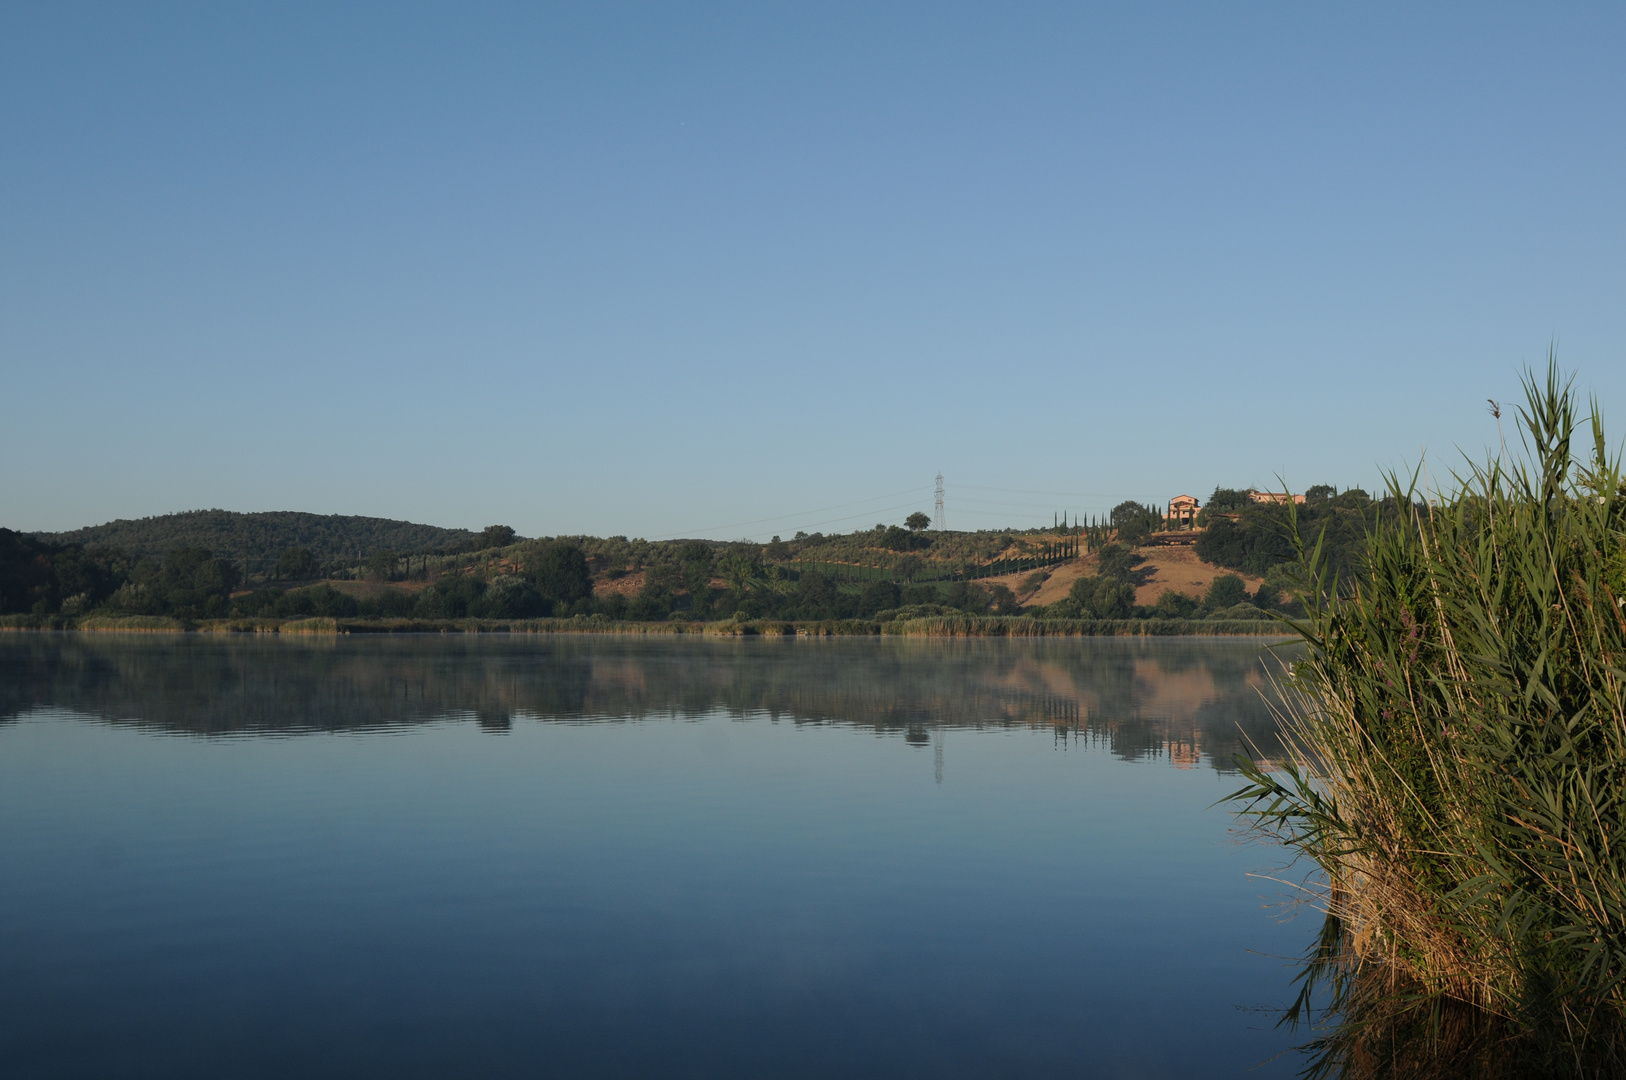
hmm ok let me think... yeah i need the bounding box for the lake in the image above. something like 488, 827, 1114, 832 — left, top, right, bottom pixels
0, 634, 1310, 1078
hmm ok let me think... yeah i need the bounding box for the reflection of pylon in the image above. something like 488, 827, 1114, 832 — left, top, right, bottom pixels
934, 473, 945, 530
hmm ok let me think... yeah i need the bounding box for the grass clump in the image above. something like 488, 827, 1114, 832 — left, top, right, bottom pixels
1234, 359, 1626, 1077
279, 617, 343, 634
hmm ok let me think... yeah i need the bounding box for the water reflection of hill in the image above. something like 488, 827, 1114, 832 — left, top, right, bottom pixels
0, 635, 1294, 772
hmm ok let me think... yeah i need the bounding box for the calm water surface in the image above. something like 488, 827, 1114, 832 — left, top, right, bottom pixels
0, 635, 1309, 1078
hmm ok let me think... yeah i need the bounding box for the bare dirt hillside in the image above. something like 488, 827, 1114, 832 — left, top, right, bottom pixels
594, 572, 646, 598
981, 545, 1265, 608
585, 547, 1264, 609
1132, 545, 1264, 605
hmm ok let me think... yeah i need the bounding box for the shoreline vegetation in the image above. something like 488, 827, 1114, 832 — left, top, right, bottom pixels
1234, 361, 1626, 1078
0, 612, 1290, 638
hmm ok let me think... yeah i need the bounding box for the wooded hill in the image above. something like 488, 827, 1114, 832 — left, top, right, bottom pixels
4, 490, 1370, 625
34, 510, 481, 576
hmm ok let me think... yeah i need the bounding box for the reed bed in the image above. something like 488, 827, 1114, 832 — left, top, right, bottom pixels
70, 614, 189, 633
1233, 362, 1626, 1077
884, 615, 1288, 637
278, 617, 343, 634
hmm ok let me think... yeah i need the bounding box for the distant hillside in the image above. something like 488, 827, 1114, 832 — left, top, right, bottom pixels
35, 510, 480, 574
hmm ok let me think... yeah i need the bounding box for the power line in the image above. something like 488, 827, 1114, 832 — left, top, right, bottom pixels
953, 496, 1097, 512
950, 507, 1086, 520
644, 478, 1151, 543
651, 486, 932, 540
955, 483, 1141, 499
745, 500, 929, 539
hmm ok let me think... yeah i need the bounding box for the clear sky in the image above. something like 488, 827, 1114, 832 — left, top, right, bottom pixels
4, 3, 1624, 540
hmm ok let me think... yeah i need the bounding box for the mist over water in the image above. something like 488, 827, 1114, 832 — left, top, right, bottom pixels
0, 635, 1290, 763
0, 636, 1306, 1078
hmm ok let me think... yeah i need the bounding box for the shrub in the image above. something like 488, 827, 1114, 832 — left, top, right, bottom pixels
1152, 590, 1199, 619
1205, 602, 1271, 621
858, 580, 902, 615
414, 576, 485, 619
986, 583, 1021, 615
358, 587, 419, 619
944, 581, 989, 613
278, 584, 358, 618
472, 575, 546, 618
1070, 575, 1135, 619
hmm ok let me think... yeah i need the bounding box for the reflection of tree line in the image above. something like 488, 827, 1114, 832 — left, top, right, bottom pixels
0, 636, 1290, 771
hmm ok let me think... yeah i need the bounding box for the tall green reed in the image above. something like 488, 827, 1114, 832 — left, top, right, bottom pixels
1234, 358, 1626, 1077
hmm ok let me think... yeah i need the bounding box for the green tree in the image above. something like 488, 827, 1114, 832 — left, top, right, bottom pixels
473, 576, 547, 618
530, 543, 593, 607
945, 581, 989, 613
0, 530, 129, 614
905, 512, 931, 532
111, 546, 240, 618
719, 553, 761, 594
675, 542, 714, 611
1205, 487, 1252, 513
1094, 543, 1141, 582
881, 525, 929, 551
414, 576, 485, 619
275, 547, 316, 580
642, 561, 681, 597
1108, 501, 1163, 546
478, 525, 517, 550
1203, 573, 1246, 610
986, 583, 1021, 615
627, 571, 672, 618
277, 583, 359, 618
1068, 575, 1135, 619
795, 570, 835, 616
1096, 580, 1135, 618
365, 550, 398, 581
858, 580, 901, 615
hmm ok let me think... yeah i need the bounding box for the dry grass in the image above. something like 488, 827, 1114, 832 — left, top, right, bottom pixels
975, 544, 1265, 608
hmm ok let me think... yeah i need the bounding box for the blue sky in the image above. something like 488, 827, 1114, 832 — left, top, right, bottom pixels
4, 3, 1624, 539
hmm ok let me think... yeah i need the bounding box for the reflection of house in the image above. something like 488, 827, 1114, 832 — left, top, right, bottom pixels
1248, 490, 1305, 506
1165, 494, 1200, 529
1166, 737, 1202, 769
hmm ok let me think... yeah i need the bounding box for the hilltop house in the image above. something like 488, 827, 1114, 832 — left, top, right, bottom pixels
1248, 490, 1306, 506
1165, 494, 1200, 529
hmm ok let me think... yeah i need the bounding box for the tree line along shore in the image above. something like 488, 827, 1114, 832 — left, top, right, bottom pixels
2, 492, 1376, 635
